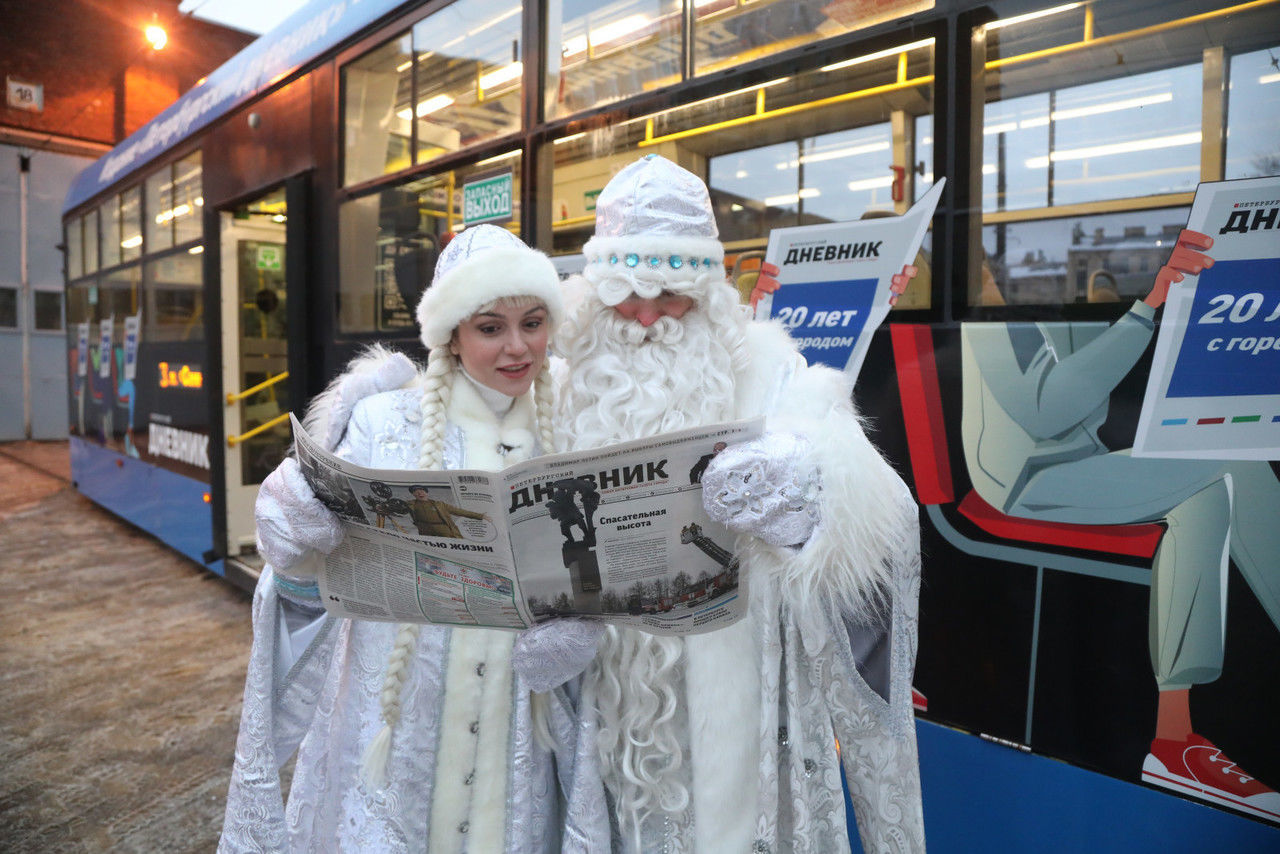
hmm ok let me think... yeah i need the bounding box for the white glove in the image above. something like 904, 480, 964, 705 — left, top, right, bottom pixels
701, 433, 822, 547
511, 619, 606, 692
255, 457, 345, 571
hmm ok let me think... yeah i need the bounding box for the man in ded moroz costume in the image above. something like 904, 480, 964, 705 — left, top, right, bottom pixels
543, 154, 926, 852
220, 225, 609, 852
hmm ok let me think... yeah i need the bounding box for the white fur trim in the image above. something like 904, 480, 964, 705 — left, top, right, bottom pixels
416, 246, 564, 349
427, 632, 515, 850
685, 619, 760, 853
732, 320, 904, 624
446, 375, 538, 469
302, 344, 418, 452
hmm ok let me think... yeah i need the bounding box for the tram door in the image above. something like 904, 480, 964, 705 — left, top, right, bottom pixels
219, 188, 292, 557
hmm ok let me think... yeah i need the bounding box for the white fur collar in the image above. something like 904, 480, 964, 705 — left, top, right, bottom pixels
446, 375, 538, 471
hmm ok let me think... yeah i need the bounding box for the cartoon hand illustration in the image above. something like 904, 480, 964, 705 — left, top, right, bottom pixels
749, 262, 781, 309
890, 264, 918, 307
1145, 229, 1215, 309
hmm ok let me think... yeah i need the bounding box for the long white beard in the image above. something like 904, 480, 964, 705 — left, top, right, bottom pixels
556, 291, 742, 452
556, 281, 748, 838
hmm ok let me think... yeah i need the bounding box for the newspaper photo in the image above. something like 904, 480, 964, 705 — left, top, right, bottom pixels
756, 179, 945, 379
1133, 176, 1280, 460
290, 413, 765, 636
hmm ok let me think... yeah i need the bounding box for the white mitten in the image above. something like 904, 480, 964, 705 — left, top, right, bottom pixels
701, 433, 822, 547
322, 351, 417, 450
511, 619, 606, 692
255, 457, 346, 571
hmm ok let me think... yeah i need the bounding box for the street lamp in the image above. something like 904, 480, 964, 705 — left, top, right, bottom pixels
145, 21, 168, 51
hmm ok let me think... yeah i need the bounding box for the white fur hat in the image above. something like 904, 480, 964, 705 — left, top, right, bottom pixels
415, 224, 564, 349
582, 155, 725, 306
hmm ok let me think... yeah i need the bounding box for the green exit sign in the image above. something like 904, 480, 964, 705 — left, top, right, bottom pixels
463, 171, 513, 225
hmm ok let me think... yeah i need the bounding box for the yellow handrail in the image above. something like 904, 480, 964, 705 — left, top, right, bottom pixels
227, 412, 291, 447
226, 370, 289, 406
637, 75, 935, 148
984, 0, 1277, 70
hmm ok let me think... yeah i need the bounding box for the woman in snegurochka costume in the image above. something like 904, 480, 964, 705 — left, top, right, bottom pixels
219, 224, 610, 853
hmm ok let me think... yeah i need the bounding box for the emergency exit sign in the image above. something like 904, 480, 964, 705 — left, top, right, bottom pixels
463, 171, 513, 225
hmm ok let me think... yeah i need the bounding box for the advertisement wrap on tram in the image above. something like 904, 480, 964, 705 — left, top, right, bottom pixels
62, 0, 1280, 846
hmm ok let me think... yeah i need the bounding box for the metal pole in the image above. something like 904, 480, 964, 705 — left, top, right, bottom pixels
20, 153, 31, 439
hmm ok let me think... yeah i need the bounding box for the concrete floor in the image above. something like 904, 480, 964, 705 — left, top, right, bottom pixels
0, 441, 254, 853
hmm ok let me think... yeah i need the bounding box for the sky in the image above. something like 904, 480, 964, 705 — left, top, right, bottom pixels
179, 0, 313, 36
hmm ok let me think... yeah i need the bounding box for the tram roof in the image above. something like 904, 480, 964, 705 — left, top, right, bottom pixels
64, 0, 412, 215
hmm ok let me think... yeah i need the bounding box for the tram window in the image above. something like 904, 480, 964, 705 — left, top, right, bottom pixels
1225, 44, 1280, 179
552, 35, 934, 306
982, 209, 1191, 306
66, 219, 82, 281
547, 0, 682, 120
983, 65, 1202, 214
546, 0, 934, 120
120, 187, 142, 263
971, 0, 1280, 308
409, 0, 523, 163
99, 266, 140, 323
34, 291, 63, 331
338, 155, 523, 333
692, 0, 933, 77
83, 210, 99, 275
0, 288, 15, 328
172, 152, 203, 246
343, 33, 413, 185
66, 282, 91, 326
709, 123, 898, 237
147, 254, 203, 342
146, 167, 175, 253
100, 197, 121, 270
915, 114, 934, 203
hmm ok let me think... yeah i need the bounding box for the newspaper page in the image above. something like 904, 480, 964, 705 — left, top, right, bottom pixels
291, 414, 764, 635
756, 179, 945, 379
1133, 176, 1280, 460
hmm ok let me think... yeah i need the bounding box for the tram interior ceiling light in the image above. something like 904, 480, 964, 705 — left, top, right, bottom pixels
820, 38, 935, 73
985, 2, 1083, 31
478, 61, 522, 90
1024, 130, 1202, 168
398, 94, 455, 120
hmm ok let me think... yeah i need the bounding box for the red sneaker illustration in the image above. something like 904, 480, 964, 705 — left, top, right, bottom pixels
911, 687, 928, 713
1142, 734, 1280, 823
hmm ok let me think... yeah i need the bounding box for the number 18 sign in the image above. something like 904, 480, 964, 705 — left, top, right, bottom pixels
1134, 176, 1280, 460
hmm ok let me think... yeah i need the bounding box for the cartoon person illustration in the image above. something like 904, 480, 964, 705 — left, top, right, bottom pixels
959, 229, 1280, 821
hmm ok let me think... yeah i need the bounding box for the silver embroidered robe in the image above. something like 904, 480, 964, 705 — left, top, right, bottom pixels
220, 378, 609, 853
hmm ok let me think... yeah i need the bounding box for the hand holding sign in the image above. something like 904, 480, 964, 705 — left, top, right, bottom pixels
751, 262, 919, 309
1144, 229, 1216, 309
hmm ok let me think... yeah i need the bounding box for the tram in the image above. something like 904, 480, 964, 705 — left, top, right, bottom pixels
62, 0, 1280, 846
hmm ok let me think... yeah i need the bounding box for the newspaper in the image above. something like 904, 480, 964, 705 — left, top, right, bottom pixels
756, 179, 945, 379
291, 413, 764, 635
1133, 175, 1280, 460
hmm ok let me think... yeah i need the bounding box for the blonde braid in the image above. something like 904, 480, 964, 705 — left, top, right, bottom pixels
361, 346, 456, 789
416, 346, 457, 470
360, 623, 423, 788
533, 359, 558, 455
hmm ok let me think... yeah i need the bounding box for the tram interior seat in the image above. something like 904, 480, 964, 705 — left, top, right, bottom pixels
889, 323, 1163, 561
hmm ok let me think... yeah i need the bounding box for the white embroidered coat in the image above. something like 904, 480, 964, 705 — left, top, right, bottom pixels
581, 321, 926, 854
220, 377, 610, 853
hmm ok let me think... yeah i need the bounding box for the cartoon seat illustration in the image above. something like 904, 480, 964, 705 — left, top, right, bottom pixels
891, 318, 1280, 823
